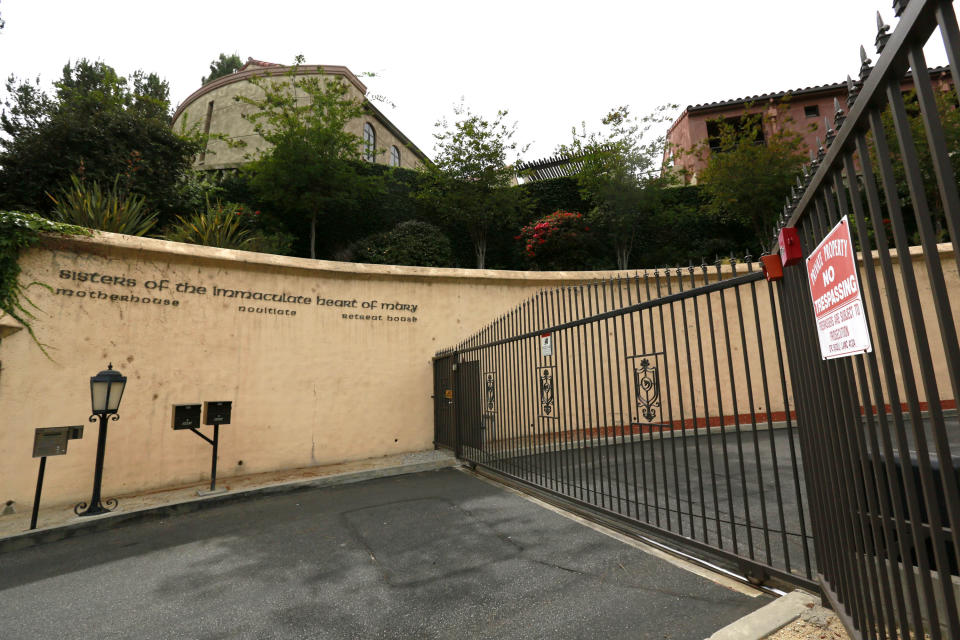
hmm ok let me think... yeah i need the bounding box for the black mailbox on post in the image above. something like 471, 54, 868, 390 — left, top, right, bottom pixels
171, 404, 202, 430
203, 401, 232, 426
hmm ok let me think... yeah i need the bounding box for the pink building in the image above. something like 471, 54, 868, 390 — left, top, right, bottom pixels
665, 67, 952, 183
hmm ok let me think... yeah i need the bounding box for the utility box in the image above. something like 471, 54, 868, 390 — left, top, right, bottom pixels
203, 401, 232, 426
171, 404, 202, 430
778, 227, 804, 267
32, 427, 77, 458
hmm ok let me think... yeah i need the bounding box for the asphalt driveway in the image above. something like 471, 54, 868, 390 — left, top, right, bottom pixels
0, 468, 769, 639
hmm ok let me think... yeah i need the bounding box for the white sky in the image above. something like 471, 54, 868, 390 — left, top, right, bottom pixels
0, 0, 951, 162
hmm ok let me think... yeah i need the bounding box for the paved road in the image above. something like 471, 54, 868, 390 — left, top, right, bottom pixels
478, 416, 960, 583
479, 427, 815, 581
0, 468, 768, 640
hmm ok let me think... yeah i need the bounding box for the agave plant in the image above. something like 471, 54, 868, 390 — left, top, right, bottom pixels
47, 175, 157, 236
164, 197, 253, 250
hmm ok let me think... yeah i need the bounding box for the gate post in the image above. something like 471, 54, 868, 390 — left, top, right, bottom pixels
451, 353, 461, 459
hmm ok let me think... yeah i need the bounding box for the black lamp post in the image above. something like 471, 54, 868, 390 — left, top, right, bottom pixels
75, 363, 126, 517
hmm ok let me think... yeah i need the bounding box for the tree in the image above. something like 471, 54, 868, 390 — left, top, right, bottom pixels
557, 106, 675, 269
0, 59, 200, 220
871, 87, 960, 244
202, 53, 243, 85
236, 57, 380, 259
692, 105, 806, 247
424, 104, 528, 269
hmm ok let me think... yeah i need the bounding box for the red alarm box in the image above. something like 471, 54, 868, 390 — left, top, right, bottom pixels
761, 254, 783, 281
777, 227, 803, 267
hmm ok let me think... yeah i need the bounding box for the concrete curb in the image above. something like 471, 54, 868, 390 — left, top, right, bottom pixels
706, 590, 820, 640
0, 457, 457, 555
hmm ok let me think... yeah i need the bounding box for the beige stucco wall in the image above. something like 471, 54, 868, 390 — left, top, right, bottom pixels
0, 233, 631, 509
2, 234, 955, 513
172, 67, 425, 171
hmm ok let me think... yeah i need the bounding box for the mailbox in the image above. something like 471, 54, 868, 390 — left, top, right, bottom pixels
67, 425, 84, 440
172, 404, 202, 430
778, 227, 804, 267
203, 401, 232, 426
32, 427, 76, 458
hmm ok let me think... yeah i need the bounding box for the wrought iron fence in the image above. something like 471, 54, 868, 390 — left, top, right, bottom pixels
434, 261, 816, 590
776, 1, 960, 638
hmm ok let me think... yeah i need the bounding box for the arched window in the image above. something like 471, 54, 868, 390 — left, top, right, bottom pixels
390, 145, 401, 167
363, 123, 376, 162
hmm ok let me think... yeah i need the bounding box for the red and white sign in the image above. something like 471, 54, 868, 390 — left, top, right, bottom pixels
806, 216, 872, 360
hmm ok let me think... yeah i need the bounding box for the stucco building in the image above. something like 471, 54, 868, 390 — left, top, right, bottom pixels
665, 67, 952, 183
172, 58, 429, 171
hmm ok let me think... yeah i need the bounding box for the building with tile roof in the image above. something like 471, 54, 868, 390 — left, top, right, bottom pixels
172, 58, 429, 171
665, 67, 952, 184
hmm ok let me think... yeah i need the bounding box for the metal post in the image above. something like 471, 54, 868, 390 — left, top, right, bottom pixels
30, 457, 46, 530
210, 424, 219, 492
76, 414, 115, 517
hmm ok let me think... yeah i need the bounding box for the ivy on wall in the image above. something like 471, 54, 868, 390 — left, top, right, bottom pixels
0, 211, 90, 352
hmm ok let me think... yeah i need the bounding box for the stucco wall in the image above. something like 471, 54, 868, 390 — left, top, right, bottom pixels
0, 233, 628, 509
2, 234, 955, 512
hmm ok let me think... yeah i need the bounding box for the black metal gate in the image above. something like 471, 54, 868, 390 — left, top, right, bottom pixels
435, 266, 816, 591
775, 2, 960, 637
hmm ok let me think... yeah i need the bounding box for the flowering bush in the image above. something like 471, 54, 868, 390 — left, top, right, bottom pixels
516, 210, 594, 269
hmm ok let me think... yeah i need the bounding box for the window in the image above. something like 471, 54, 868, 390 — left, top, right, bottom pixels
363, 123, 376, 162
390, 145, 401, 167
804, 105, 820, 118
706, 115, 765, 152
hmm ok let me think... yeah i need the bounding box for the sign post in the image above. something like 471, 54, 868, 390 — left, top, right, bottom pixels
805, 216, 872, 360
30, 425, 83, 530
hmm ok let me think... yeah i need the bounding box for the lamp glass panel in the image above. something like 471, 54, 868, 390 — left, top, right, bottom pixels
107, 379, 126, 412
91, 380, 109, 412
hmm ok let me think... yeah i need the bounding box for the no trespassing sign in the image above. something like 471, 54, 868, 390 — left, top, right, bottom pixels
806, 216, 873, 360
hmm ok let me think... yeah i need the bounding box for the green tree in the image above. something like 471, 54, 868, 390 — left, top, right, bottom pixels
236, 57, 380, 259
202, 53, 243, 85
871, 87, 960, 244
692, 105, 806, 247
0, 59, 200, 220
423, 104, 528, 269
557, 106, 675, 269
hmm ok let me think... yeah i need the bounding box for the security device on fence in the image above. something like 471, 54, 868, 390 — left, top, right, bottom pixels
777, 227, 803, 267
173, 401, 232, 495
30, 425, 83, 530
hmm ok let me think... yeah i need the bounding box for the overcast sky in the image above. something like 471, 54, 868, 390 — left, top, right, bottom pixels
0, 0, 951, 162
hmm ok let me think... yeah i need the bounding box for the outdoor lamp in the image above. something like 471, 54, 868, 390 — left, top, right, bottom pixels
90, 363, 126, 415
76, 363, 126, 517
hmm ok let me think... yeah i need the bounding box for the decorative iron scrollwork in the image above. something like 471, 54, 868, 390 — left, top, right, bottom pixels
538, 367, 555, 416
634, 357, 661, 422
484, 372, 496, 412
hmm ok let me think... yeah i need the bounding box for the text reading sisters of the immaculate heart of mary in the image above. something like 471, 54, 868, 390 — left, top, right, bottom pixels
53, 269, 419, 322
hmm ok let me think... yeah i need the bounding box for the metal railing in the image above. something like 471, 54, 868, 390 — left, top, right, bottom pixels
777, 1, 960, 637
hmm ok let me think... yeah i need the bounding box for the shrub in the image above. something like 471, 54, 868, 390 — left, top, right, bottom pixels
0, 211, 90, 354
352, 220, 454, 267
165, 198, 253, 250
47, 175, 157, 236
516, 210, 596, 270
